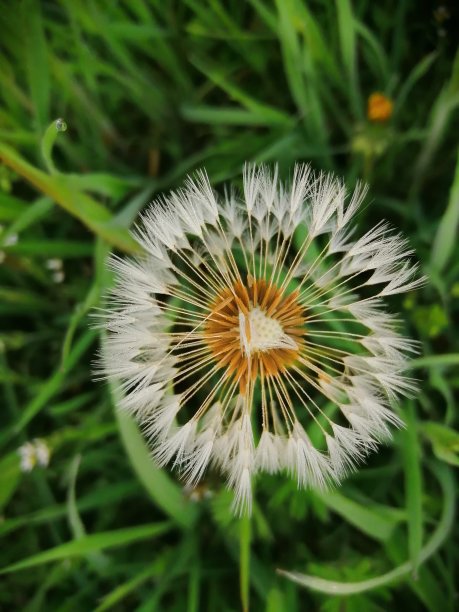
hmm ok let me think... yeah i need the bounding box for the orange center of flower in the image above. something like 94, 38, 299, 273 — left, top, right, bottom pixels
204, 276, 305, 394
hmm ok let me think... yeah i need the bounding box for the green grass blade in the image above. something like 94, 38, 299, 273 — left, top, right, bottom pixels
395, 52, 437, 115
0, 522, 172, 575
421, 422, 459, 467
240, 515, 251, 612
61, 238, 110, 364
431, 149, 459, 272
66, 455, 109, 571
315, 489, 400, 542
41, 118, 67, 174
95, 561, 162, 612
23, 0, 50, 130
3, 239, 93, 258
408, 354, 459, 369
412, 51, 459, 193
187, 558, 201, 612
247, 0, 278, 31
0, 193, 28, 222
354, 20, 389, 83
181, 105, 290, 126
275, 0, 307, 117
401, 403, 423, 576
67, 455, 86, 540
0, 453, 21, 510
190, 56, 292, 127
335, 0, 362, 117
0, 481, 139, 538
0, 197, 53, 242
266, 587, 287, 612
0, 142, 140, 253
13, 330, 96, 433
113, 387, 198, 529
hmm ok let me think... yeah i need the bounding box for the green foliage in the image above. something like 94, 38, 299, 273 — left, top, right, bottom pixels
0, 1, 458, 610
421, 422, 459, 467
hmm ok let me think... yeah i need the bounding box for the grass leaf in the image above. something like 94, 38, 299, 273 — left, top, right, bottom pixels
113, 389, 198, 529
401, 403, 423, 576
240, 516, 251, 612
0, 522, 172, 574
315, 489, 400, 542
0, 142, 140, 253
431, 149, 459, 273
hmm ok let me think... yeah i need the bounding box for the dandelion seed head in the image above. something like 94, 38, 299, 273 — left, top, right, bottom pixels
97, 163, 422, 515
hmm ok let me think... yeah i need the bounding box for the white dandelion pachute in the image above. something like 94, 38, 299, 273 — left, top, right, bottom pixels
95, 164, 423, 515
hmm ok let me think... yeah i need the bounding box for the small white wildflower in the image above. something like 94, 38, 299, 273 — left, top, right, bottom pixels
96, 164, 422, 515
18, 442, 36, 472
52, 271, 65, 283
34, 439, 51, 467
46, 258, 63, 271
17, 439, 51, 472
45, 258, 65, 282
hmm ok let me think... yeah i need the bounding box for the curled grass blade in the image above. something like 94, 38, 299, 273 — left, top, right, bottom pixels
66, 455, 109, 572
278, 463, 454, 595
41, 118, 67, 174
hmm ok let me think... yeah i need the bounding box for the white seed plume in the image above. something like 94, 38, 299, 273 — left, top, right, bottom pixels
96, 163, 423, 515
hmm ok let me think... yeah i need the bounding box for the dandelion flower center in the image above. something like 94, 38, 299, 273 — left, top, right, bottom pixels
241, 307, 291, 353
204, 277, 305, 394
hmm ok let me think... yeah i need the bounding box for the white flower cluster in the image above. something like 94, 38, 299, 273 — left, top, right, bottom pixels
96, 164, 423, 514
17, 439, 51, 472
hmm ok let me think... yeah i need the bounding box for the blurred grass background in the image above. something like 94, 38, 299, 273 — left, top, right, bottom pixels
1, 1, 458, 610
